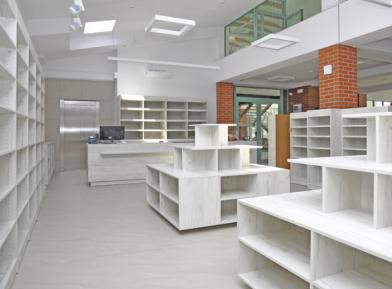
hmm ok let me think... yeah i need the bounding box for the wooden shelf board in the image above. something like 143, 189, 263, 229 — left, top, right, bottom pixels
220, 212, 237, 224
344, 135, 367, 139
160, 190, 179, 204
221, 190, 257, 201
343, 147, 366, 152
0, 18, 16, 48
0, 220, 16, 248
239, 268, 307, 289
240, 231, 311, 282
308, 147, 331, 151
314, 269, 392, 289
0, 61, 15, 80
161, 209, 179, 228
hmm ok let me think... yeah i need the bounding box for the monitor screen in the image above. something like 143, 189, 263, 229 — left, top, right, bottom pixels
99, 126, 125, 140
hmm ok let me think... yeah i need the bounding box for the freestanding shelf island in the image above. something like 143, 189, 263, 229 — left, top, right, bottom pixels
238, 112, 392, 289
146, 124, 290, 230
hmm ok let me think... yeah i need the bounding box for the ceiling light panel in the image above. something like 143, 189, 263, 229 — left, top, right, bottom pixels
84, 20, 116, 34
252, 34, 299, 50
145, 15, 196, 36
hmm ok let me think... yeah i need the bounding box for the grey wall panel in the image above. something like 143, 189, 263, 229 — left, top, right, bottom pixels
45, 79, 115, 172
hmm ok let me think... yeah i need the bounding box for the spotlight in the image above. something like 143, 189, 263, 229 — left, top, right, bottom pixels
70, 16, 83, 31
69, 0, 85, 15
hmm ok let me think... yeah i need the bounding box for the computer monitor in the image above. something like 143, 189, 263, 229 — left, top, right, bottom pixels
99, 126, 125, 141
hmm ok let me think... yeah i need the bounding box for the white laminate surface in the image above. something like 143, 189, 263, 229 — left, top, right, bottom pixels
87, 143, 173, 185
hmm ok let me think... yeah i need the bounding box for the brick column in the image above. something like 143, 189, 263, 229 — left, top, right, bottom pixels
216, 82, 234, 124
319, 44, 358, 109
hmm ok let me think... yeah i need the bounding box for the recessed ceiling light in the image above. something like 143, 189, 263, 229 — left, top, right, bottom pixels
252, 34, 299, 50
84, 20, 116, 34
267, 75, 295, 82
69, 0, 85, 15
70, 17, 83, 31
145, 15, 196, 36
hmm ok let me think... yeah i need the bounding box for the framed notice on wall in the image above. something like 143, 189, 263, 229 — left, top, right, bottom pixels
293, 103, 302, 113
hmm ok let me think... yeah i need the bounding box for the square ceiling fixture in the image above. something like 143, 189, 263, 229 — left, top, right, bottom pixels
145, 15, 196, 36
84, 20, 116, 34
364, 0, 392, 6
252, 34, 299, 50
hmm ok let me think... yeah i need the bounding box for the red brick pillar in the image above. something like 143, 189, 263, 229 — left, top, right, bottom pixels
216, 82, 234, 124
319, 44, 358, 109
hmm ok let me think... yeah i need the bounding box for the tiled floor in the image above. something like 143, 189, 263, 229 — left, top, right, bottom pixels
12, 170, 249, 289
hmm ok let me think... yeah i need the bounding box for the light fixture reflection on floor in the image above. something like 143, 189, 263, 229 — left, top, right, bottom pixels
252, 34, 299, 50
145, 15, 196, 36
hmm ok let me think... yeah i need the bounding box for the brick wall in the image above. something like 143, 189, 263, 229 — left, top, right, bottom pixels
319, 44, 358, 109
216, 82, 234, 124
288, 86, 319, 112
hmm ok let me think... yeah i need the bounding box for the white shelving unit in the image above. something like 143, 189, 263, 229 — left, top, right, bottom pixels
119, 95, 207, 141
239, 111, 392, 289
146, 124, 289, 230
341, 106, 391, 156
0, 0, 47, 288
290, 109, 341, 188
43, 142, 54, 185
290, 112, 308, 186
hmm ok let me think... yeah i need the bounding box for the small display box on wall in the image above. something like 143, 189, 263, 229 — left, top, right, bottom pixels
293, 103, 302, 113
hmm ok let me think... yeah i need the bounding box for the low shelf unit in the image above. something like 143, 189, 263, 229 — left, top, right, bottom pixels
146, 124, 289, 230
242, 111, 392, 288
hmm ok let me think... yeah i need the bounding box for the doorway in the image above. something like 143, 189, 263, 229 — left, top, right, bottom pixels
234, 87, 284, 164
60, 100, 100, 171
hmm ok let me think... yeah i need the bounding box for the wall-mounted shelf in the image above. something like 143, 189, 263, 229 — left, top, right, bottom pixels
119, 95, 207, 141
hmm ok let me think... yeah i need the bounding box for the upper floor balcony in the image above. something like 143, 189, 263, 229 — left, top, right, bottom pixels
225, 0, 322, 56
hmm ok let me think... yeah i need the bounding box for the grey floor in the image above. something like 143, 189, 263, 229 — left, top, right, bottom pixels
12, 170, 250, 289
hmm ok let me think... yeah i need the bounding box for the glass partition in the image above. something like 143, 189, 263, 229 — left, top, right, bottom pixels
225, 0, 321, 56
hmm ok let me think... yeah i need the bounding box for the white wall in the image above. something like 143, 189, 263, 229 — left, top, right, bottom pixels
44, 51, 116, 81
116, 37, 220, 122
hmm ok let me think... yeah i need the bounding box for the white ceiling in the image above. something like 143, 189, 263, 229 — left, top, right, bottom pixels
236, 36, 392, 93
16, 0, 261, 60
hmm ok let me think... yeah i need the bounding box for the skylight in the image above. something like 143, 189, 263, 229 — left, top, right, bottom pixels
84, 20, 116, 34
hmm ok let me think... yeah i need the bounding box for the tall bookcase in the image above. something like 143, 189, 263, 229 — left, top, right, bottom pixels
290, 109, 341, 188
119, 95, 208, 142
0, 0, 47, 288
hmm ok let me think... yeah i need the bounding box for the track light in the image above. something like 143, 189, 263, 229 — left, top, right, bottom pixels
69, 0, 85, 15
70, 17, 83, 31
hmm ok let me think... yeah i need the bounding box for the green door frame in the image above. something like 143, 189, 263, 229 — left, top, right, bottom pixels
234, 89, 284, 163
